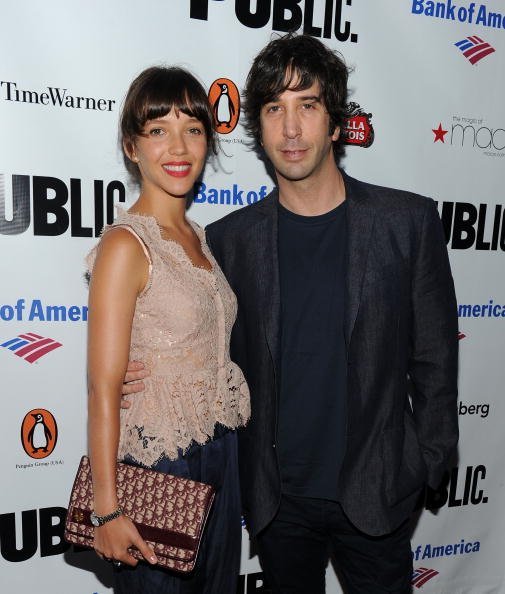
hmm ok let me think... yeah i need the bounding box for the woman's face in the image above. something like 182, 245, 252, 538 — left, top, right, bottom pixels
129, 108, 207, 201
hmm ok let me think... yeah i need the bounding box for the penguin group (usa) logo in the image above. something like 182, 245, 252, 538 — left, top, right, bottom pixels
342, 102, 374, 148
208, 78, 240, 135
21, 409, 58, 459
1, 332, 62, 363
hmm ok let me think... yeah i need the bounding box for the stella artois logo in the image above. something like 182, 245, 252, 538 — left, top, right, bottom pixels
343, 102, 374, 148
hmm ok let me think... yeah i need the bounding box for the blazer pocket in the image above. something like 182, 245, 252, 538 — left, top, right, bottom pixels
362, 261, 408, 288
383, 417, 428, 507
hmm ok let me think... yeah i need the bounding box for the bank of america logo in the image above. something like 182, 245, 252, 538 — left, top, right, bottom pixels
412, 567, 439, 588
455, 36, 495, 65
1, 332, 62, 363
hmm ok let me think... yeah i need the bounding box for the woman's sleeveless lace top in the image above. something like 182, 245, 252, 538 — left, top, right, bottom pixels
87, 208, 250, 466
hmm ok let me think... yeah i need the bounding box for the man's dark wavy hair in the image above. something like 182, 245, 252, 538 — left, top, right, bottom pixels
243, 33, 349, 162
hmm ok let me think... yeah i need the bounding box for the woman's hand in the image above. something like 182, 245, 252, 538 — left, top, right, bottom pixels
94, 514, 158, 567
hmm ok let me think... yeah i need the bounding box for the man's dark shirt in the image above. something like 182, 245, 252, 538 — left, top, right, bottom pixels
277, 200, 347, 500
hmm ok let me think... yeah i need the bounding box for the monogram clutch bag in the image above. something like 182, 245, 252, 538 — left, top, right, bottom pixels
64, 455, 215, 573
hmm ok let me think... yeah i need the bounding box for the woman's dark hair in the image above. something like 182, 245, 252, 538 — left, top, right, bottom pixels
120, 66, 216, 180
243, 33, 349, 162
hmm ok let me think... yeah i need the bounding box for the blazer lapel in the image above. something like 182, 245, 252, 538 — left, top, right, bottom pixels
250, 177, 374, 358
253, 192, 281, 368
344, 174, 376, 346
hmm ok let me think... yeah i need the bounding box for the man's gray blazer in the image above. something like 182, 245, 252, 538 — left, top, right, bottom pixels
206, 171, 459, 538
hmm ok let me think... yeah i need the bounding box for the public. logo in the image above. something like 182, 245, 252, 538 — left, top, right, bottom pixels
0, 506, 68, 561
455, 35, 495, 65
412, 567, 439, 588
190, 0, 359, 43
208, 78, 240, 135
343, 102, 374, 147
425, 464, 488, 509
0, 172, 126, 237
21, 409, 58, 459
1, 332, 62, 363
438, 201, 505, 247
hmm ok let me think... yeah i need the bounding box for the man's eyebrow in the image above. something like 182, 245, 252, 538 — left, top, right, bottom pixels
298, 95, 321, 102
265, 94, 322, 104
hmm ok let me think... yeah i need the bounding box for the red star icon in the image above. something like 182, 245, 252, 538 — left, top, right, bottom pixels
432, 123, 448, 143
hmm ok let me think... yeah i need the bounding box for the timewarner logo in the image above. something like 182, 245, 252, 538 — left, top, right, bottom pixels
0, 81, 115, 111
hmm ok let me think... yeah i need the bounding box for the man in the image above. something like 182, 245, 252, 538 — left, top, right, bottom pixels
125, 34, 458, 593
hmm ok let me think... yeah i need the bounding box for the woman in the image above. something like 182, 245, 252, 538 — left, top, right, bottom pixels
86, 66, 250, 594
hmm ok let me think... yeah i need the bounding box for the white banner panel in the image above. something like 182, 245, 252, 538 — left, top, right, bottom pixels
1, 1, 504, 592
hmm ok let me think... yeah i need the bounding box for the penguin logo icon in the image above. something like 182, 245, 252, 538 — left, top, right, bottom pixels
21, 408, 58, 459
208, 78, 240, 135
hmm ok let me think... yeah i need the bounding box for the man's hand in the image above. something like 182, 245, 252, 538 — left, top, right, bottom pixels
120, 361, 148, 409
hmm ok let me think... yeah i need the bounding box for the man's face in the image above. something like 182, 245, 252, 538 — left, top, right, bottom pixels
259, 81, 339, 184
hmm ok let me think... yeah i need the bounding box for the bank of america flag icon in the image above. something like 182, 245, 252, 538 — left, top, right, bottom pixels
455, 35, 495, 65
412, 567, 439, 588
1, 332, 62, 363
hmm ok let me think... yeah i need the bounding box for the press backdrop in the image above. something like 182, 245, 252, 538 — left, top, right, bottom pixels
1, 1, 504, 592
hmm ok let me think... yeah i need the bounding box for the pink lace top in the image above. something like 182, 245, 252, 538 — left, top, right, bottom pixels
87, 208, 250, 466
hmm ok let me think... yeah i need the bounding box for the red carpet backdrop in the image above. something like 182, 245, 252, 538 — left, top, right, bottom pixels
1, 1, 503, 592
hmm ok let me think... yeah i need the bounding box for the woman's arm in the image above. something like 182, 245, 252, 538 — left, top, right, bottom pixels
87, 227, 156, 566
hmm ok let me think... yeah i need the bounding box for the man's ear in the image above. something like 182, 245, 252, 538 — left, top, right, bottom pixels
331, 126, 340, 142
